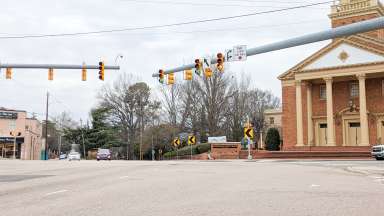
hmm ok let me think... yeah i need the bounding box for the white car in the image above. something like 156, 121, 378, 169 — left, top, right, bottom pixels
59, 153, 67, 160
68, 151, 81, 161
371, 145, 384, 160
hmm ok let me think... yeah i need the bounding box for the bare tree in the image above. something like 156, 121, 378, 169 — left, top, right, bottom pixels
99, 74, 158, 159
160, 83, 181, 126
194, 70, 233, 136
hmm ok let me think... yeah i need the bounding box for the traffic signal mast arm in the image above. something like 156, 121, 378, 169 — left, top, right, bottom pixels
0, 63, 119, 70
152, 16, 384, 77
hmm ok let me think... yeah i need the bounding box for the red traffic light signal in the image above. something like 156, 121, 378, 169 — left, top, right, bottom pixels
159, 69, 165, 83
217, 53, 224, 72
98, 61, 105, 80
194, 59, 202, 75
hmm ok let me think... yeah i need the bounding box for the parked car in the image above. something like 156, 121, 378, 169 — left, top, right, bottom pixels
59, 153, 67, 160
68, 151, 81, 161
97, 149, 111, 161
371, 145, 384, 160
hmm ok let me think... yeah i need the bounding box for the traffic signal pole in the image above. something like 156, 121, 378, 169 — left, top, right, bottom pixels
0, 63, 119, 70
152, 16, 384, 76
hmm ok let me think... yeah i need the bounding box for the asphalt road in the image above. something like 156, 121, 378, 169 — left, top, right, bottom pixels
0, 159, 383, 216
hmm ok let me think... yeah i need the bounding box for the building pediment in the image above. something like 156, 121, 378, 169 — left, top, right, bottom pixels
278, 35, 384, 80
303, 43, 384, 70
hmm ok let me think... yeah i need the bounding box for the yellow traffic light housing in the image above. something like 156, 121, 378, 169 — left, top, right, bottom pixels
159, 69, 165, 84
184, 69, 193, 81
5, 68, 12, 79
167, 73, 175, 85
204, 68, 212, 78
48, 68, 54, 81
217, 53, 224, 72
98, 61, 105, 81
82, 65, 87, 81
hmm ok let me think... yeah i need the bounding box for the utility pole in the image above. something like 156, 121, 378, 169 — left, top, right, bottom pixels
45, 92, 49, 160
58, 118, 62, 158
80, 119, 86, 159
12, 132, 17, 159
151, 134, 154, 161
139, 101, 143, 161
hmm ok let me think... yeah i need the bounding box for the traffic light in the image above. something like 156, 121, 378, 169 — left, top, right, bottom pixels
204, 68, 212, 78
194, 59, 202, 75
48, 68, 54, 81
5, 68, 12, 79
158, 69, 165, 84
167, 73, 175, 85
98, 61, 105, 81
184, 69, 193, 81
10, 132, 21, 136
82, 66, 87, 81
216, 53, 224, 72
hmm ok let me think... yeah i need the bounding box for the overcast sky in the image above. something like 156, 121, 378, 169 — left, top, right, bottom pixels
0, 0, 335, 121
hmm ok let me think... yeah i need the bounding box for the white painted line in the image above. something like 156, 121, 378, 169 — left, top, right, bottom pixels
257, 160, 277, 163
310, 184, 320, 187
45, 189, 68, 196
119, 176, 130, 179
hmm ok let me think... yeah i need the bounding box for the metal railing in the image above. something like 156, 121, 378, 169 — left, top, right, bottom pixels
331, 0, 377, 13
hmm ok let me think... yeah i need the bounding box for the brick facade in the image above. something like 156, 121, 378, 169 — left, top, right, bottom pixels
332, 13, 384, 39
280, 0, 384, 152
282, 79, 384, 151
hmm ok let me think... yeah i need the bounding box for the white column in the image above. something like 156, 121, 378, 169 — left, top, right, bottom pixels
307, 82, 314, 146
324, 77, 336, 146
296, 80, 304, 146
357, 73, 370, 146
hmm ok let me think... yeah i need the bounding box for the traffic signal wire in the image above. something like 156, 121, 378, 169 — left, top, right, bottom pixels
121, 0, 328, 9
0, 1, 333, 40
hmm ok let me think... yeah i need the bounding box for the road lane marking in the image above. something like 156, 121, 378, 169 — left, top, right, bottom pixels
310, 184, 320, 187
45, 189, 68, 196
119, 176, 130, 179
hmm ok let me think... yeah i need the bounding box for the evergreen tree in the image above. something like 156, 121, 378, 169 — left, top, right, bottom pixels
265, 128, 281, 151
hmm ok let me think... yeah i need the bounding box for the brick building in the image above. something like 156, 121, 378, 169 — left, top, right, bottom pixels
278, 0, 384, 151
258, 109, 282, 149
0, 108, 42, 159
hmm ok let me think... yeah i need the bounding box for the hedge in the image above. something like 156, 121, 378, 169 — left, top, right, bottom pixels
163, 143, 211, 157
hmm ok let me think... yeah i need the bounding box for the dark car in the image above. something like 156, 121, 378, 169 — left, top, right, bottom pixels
97, 149, 111, 161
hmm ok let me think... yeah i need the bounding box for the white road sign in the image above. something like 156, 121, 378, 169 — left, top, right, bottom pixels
226, 45, 247, 62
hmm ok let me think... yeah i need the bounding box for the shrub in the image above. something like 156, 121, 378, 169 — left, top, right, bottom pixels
265, 128, 281, 151
163, 143, 211, 158
196, 143, 211, 154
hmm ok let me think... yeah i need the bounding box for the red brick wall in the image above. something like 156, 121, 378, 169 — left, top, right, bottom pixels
282, 85, 296, 150
331, 13, 383, 39
282, 78, 384, 150
367, 78, 384, 144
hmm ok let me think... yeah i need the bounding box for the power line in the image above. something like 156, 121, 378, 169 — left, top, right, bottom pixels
121, 0, 328, 9
0, 19, 328, 38
0, 1, 333, 40
220, 0, 310, 3
139, 19, 327, 35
